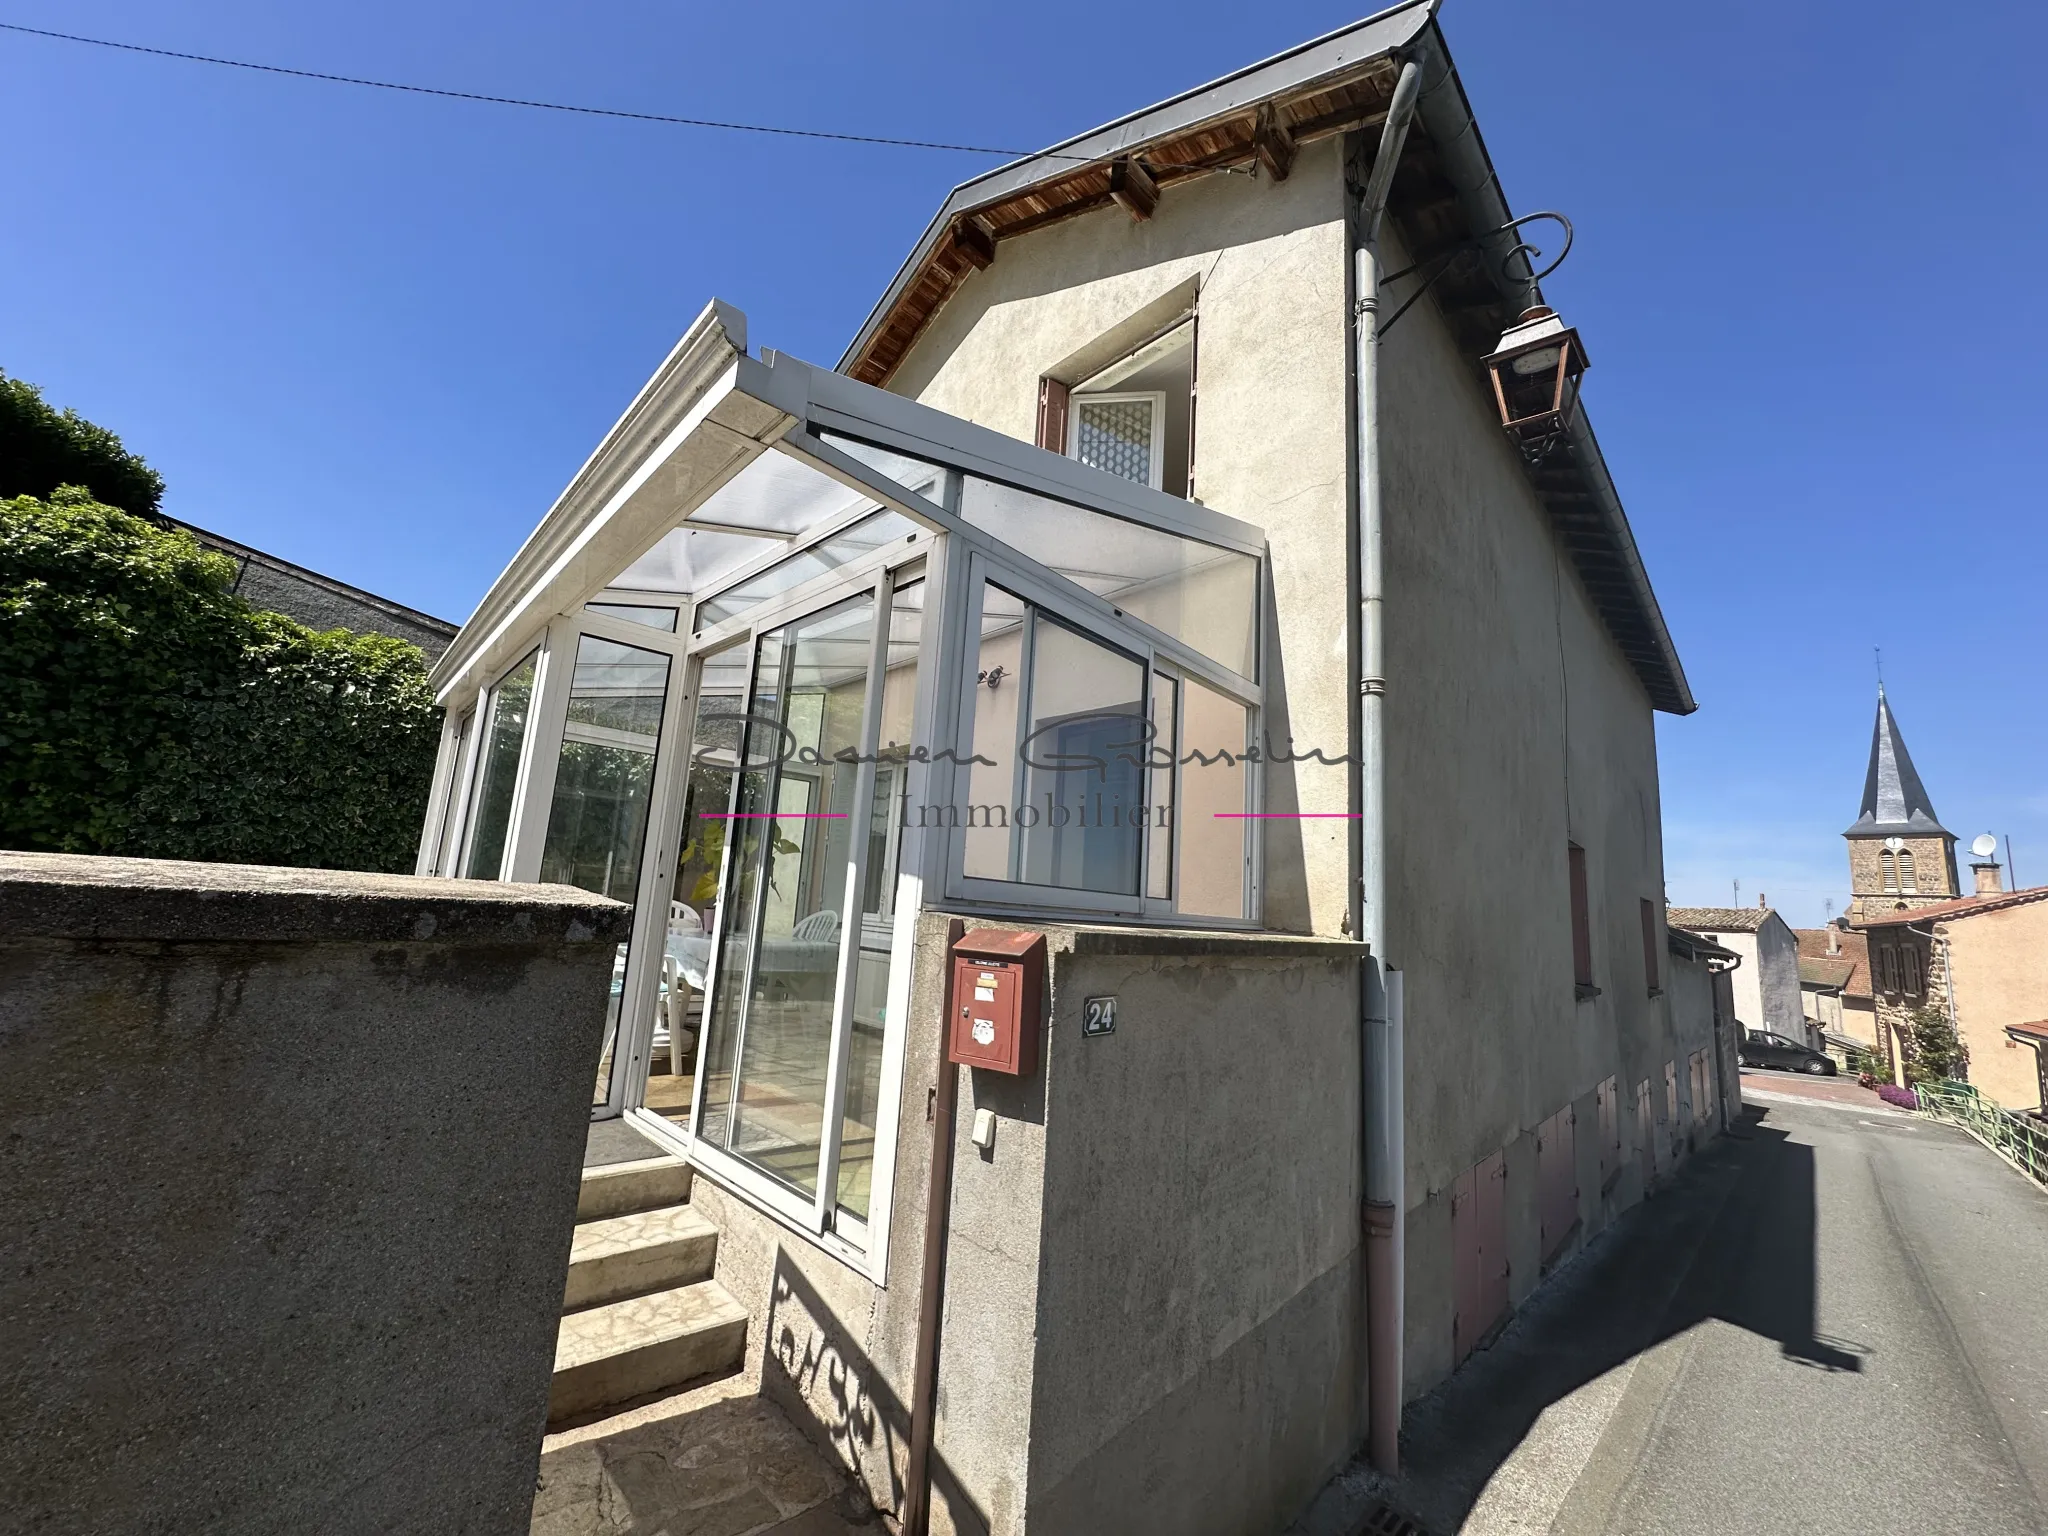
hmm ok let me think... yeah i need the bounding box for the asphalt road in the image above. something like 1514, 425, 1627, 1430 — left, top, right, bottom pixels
1332, 1088, 2048, 1536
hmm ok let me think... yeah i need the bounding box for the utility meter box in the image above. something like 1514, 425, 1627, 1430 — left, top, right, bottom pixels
949, 928, 1046, 1077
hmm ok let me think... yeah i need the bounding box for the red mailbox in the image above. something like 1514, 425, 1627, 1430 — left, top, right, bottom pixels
948, 928, 1045, 1076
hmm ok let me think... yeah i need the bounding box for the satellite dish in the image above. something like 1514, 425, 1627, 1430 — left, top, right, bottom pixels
1882, 836, 1905, 852
1972, 833, 1998, 859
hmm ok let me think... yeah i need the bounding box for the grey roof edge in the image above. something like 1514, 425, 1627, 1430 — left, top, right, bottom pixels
836, 1, 1439, 374
1558, 406, 1695, 714
1406, 25, 1691, 715
165, 516, 458, 638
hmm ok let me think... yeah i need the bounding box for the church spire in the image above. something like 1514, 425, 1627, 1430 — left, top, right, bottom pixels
1845, 685, 1950, 837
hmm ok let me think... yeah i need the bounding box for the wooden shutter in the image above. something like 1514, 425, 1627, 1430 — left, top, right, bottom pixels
1035, 377, 1070, 455
1568, 843, 1593, 990
1640, 897, 1660, 996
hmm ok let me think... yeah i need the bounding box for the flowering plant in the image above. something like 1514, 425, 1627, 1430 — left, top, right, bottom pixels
1876, 1084, 1919, 1111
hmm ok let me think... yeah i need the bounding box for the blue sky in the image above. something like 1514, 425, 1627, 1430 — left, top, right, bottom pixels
4, 0, 2043, 925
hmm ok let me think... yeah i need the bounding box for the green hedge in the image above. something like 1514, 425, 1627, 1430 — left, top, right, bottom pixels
1, 488, 440, 872
0, 370, 165, 516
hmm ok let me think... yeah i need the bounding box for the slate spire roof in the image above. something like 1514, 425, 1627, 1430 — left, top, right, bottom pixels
1845, 686, 1950, 838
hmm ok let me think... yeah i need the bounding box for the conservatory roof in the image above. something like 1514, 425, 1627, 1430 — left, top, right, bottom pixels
430, 300, 1264, 704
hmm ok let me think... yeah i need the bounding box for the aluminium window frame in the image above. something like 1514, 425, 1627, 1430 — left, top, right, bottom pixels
938, 545, 1261, 927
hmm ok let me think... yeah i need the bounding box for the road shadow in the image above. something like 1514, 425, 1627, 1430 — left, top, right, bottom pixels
1377, 1106, 1851, 1534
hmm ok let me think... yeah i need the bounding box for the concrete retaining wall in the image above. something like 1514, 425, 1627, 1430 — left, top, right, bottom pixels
694, 913, 1364, 1536
0, 852, 629, 1535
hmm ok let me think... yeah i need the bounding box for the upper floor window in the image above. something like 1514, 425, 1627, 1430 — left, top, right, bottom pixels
1880, 849, 1898, 892
1897, 848, 1917, 894
1039, 318, 1195, 497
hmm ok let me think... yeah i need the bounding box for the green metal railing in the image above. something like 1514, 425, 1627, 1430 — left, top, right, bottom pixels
1916, 1080, 2048, 1187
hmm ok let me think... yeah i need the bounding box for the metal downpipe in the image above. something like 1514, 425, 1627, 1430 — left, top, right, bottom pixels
1353, 53, 1423, 1478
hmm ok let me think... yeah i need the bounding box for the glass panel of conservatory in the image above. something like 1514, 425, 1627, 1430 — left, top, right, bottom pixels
837, 575, 923, 1220
697, 633, 783, 1152
815, 430, 949, 505
957, 476, 1257, 679
584, 601, 678, 632
541, 636, 671, 900
1015, 612, 1147, 897
692, 510, 917, 633
725, 595, 874, 1194
534, 634, 672, 1109
461, 648, 538, 880
697, 595, 879, 1201
1175, 675, 1251, 920
619, 445, 912, 599
963, 585, 1028, 881
1146, 674, 1177, 901
642, 640, 750, 1129
435, 708, 474, 876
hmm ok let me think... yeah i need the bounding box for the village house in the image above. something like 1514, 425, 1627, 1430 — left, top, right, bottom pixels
1669, 902, 1809, 1048
417, 6, 1713, 1529
1793, 921, 1876, 1058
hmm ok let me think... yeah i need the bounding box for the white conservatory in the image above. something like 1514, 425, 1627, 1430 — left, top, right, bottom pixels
418, 301, 1267, 1271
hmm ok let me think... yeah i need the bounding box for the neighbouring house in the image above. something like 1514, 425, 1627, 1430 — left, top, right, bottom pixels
422, 9, 1710, 1530
1794, 921, 1876, 1057
1669, 902, 1809, 1048
1854, 879, 2048, 1108
1666, 926, 1742, 1151
167, 515, 458, 657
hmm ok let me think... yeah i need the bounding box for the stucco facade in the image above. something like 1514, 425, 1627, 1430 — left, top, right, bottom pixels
1944, 898, 2048, 1110
1668, 908, 1808, 1045
882, 122, 1691, 1417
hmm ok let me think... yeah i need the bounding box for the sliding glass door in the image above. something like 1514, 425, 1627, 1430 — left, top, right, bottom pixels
648, 563, 922, 1238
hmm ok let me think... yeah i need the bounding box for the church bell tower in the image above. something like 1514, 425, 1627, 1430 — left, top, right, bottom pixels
1845, 686, 1958, 919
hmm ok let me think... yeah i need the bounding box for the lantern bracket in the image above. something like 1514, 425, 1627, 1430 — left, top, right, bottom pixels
1378, 211, 1575, 338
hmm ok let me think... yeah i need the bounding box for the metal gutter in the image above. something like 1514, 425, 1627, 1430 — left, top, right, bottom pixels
1351, 51, 1425, 1477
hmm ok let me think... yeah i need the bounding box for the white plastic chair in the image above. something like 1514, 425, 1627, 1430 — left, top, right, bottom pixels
790, 909, 840, 944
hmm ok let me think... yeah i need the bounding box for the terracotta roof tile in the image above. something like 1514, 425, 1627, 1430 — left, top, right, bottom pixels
1851, 885, 2048, 928
1794, 927, 1870, 999
1668, 906, 1774, 933
1799, 957, 1858, 990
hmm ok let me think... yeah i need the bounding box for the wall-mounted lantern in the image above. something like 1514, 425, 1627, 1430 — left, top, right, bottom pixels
1483, 305, 1588, 460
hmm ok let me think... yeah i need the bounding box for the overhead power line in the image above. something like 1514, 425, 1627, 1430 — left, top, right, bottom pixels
0, 19, 1082, 161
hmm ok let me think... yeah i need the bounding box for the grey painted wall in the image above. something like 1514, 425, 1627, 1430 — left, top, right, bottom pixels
688, 915, 1365, 1536
0, 853, 627, 1534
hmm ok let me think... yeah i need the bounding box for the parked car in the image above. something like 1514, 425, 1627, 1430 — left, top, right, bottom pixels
1741, 1028, 1837, 1075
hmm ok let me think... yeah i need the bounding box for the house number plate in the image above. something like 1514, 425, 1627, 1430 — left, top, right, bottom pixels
1082, 996, 1117, 1037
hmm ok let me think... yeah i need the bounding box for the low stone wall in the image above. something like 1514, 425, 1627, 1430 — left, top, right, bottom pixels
0, 853, 629, 1535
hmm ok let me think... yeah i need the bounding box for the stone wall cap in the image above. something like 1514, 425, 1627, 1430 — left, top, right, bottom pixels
0, 852, 632, 946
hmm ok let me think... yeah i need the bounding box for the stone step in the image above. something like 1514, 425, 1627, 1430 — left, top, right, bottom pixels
549, 1280, 747, 1424
575, 1154, 692, 1222
563, 1205, 718, 1313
